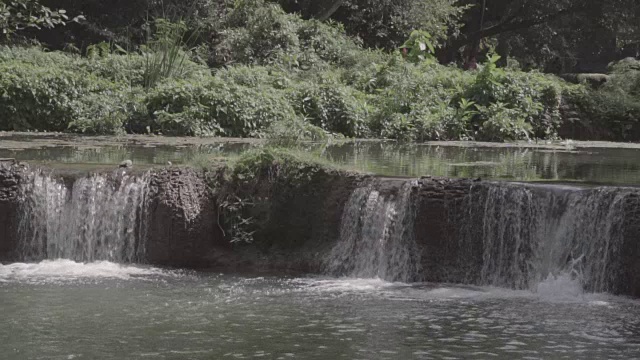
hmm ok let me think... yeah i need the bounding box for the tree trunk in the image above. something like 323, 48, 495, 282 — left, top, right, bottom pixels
316, 0, 345, 21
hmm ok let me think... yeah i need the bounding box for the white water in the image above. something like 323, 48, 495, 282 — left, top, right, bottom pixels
0, 259, 169, 284
464, 184, 638, 293
325, 182, 421, 282
17, 171, 150, 263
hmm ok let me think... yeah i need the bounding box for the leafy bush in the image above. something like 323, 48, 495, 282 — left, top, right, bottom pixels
293, 80, 369, 137
465, 54, 565, 140
145, 77, 300, 136
0, 60, 129, 133
563, 85, 640, 140
296, 19, 361, 66
215, 65, 290, 89
0, 46, 199, 88
0, 0, 79, 38
368, 57, 473, 141
215, 0, 301, 66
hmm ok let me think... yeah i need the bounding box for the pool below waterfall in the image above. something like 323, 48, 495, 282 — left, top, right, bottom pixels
2, 261, 640, 359
2, 135, 640, 359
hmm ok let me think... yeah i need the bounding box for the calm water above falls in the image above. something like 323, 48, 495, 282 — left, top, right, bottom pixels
1, 261, 640, 360
5, 134, 640, 184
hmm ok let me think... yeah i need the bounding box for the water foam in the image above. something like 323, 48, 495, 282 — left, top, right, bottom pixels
17, 171, 151, 263
0, 259, 169, 283
462, 184, 639, 293
325, 182, 420, 282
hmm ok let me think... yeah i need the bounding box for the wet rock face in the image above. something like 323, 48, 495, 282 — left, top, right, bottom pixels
619, 193, 640, 297
0, 161, 25, 261
145, 168, 225, 267
251, 169, 364, 272
412, 177, 479, 283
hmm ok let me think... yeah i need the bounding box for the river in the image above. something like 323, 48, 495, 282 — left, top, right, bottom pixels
2, 261, 640, 359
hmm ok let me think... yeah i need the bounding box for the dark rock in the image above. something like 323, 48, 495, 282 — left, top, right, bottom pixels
0, 162, 24, 262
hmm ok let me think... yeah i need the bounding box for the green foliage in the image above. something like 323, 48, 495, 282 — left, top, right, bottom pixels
142, 19, 200, 89
465, 54, 565, 140
368, 57, 474, 141
0, 60, 129, 133
0, 0, 81, 38
230, 146, 337, 183
216, 0, 301, 66
264, 117, 329, 147
296, 19, 361, 66
606, 58, 640, 97
86, 41, 127, 59
400, 30, 436, 63
291, 0, 464, 50
217, 146, 338, 243
563, 84, 640, 140
293, 80, 369, 137
0, 0, 637, 144
144, 77, 299, 136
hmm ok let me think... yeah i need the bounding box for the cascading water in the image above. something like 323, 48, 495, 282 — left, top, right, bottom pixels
17, 170, 151, 263
325, 181, 421, 282
463, 183, 639, 293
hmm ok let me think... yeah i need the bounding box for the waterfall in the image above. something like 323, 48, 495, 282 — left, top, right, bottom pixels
326, 181, 421, 282
17, 171, 151, 263
463, 183, 638, 293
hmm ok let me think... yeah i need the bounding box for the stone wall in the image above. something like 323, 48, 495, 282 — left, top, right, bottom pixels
0, 160, 24, 262
145, 168, 225, 267
413, 177, 481, 284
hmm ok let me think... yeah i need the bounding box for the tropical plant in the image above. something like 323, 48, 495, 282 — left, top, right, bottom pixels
400, 30, 436, 63
142, 19, 199, 89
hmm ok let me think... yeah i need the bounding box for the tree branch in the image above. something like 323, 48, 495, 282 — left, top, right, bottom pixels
447, 3, 585, 52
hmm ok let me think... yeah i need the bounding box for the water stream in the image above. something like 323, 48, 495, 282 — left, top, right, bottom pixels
17, 171, 150, 263
2, 169, 640, 358
325, 182, 420, 282
462, 183, 639, 293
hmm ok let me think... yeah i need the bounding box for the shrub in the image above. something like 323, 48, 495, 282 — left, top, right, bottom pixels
215, 65, 290, 89
145, 77, 300, 136
142, 19, 202, 89
293, 80, 370, 137
215, 0, 301, 66
563, 86, 640, 140
368, 58, 473, 140
465, 54, 565, 140
296, 19, 361, 66
0, 60, 129, 132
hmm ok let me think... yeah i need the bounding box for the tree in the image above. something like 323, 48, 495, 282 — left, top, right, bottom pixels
277, 0, 463, 49
442, 0, 640, 71
0, 0, 81, 38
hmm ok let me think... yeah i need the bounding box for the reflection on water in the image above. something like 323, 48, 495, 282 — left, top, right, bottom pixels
1, 262, 639, 359
0, 142, 251, 167
323, 142, 640, 185
4, 134, 640, 184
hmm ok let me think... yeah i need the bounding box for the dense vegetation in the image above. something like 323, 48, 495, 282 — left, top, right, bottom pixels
1, 0, 640, 141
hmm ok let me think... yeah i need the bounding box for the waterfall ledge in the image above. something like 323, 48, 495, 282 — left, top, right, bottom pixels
1, 161, 640, 297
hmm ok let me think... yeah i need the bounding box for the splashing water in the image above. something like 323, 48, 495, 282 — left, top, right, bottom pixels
325, 182, 421, 282
0, 259, 169, 284
17, 171, 151, 263
463, 183, 640, 293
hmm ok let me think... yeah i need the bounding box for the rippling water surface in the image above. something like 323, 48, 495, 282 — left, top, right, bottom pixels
1, 260, 640, 359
